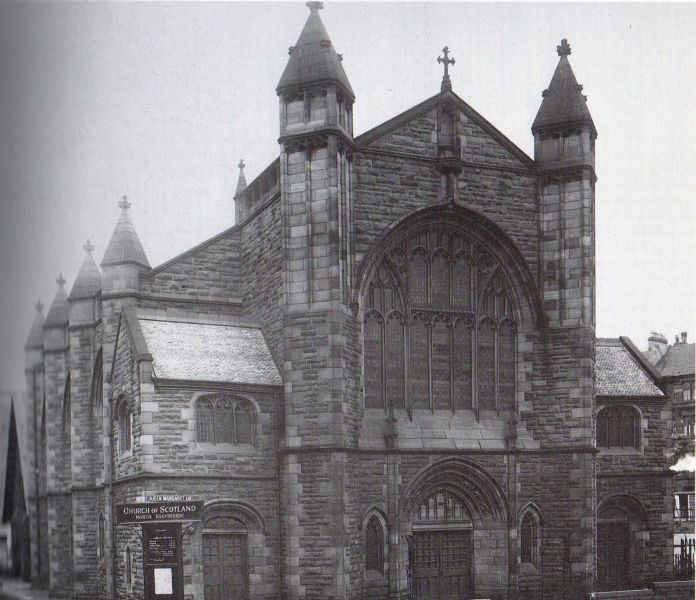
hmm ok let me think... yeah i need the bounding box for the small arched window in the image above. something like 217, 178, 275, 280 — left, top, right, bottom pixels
98, 513, 105, 560
117, 397, 132, 455
520, 511, 540, 566
62, 373, 71, 431
195, 395, 257, 446
90, 348, 103, 417
125, 545, 132, 592
597, 406, 639, 449
365, 516, 385, 574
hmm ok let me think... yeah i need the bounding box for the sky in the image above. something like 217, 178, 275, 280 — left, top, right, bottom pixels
0, 2, 694, 390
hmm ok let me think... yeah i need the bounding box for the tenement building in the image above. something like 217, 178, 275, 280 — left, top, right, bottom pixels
20, 4, 686, 600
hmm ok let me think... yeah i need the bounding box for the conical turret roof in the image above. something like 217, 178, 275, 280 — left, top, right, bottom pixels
45, 275, 69, 327
24, 301, 45, 350
532, 39, 595, 135
69, 240, 102, 300
234, 159, 247, 198
101, 196, 150, 269
277, 2, 354, 99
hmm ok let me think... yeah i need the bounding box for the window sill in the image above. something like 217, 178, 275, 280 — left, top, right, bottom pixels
597, 447, 642, 456
519, 562, 539, 575
364, 569, 387, 584
118, 450, 133, 460
189, 442, 257, 455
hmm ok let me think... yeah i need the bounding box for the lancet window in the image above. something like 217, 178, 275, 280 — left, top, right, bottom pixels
364, 228, 516, 412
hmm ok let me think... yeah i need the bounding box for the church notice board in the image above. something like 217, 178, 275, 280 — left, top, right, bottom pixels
143, 523, 183, 600
116, 499, 203, 600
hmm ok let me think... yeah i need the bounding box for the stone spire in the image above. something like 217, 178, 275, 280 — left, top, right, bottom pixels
24, 300, 45, 350
234, 159, 247, 198
69, 240, 102, 300
276, 2, 354, 99
532, 39, 596, 136
101, 196, 150, 269
44, 274, 69, 327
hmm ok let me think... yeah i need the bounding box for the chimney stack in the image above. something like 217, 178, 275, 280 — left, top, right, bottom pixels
645, 331, 669, 364
681, 332, 687, 344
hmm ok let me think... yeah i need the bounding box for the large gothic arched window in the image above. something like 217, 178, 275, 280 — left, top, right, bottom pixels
363, 227, 516, 412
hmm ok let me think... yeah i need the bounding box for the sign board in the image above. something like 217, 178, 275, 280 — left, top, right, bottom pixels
116, 501, 203, 525
143, 523, 183, 600
146, 495, 192, 502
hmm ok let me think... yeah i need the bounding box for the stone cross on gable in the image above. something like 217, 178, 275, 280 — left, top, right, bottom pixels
238, 159, 245, 171
83, 239, 95, 254
437, 46, 455, 91
56, 273, 66, 288
35, 299, 44, 313
306, 1, 323, 12
557, 39, 571, 57
119, 195, 131, 210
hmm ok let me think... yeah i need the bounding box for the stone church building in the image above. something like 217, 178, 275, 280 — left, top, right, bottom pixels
20, 4, 682, 600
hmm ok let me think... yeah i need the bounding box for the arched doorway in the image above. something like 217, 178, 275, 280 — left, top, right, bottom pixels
597, 496, 647, 591
409, 490, 474, 599
399, 458, 509, 600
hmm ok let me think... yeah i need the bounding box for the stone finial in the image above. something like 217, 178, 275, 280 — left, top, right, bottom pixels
437, 46, 455, 92
35, 300, 44, 313
118, 195, 131, 211
557, 39, 571, 57
306, 1, 323, 12
83, 239, 95, 254
56, 273, 66, 288
238, 159, 245, 171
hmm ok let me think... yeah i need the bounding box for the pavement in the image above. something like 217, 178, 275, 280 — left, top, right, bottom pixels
0, 579, 51, 600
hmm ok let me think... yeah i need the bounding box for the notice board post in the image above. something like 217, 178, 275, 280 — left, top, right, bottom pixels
116, 499, 203, 600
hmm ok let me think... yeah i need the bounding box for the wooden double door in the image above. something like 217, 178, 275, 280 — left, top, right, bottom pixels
203, 533, 248, 600
411, 529, 474, 600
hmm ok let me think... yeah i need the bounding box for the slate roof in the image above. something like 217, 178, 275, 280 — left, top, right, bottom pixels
138, 319, 282, 386
101, 202, 150, 268
596, 338, 663, 397
69, 251, 101, 300
532, 51, 595, 135
657, 343, 695, 378
276, 4, 354, 99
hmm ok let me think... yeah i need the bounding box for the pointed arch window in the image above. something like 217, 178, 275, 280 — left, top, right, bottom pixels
90, 348, 103, 417
125, 545, 133, 592
62, 373, 71, 431
363, 230, 517, 412
365, 516, 385, 574
520, 510, 540, 567
116, 396, 132, 456
195, 394, 257, 446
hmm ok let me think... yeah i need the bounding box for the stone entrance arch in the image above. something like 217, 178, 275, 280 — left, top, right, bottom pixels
397, 458, 509, 600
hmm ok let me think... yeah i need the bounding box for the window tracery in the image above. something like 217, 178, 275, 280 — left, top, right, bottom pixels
597, 406, 639, 449
195, 395, 257, 446
364, 228, 517, 412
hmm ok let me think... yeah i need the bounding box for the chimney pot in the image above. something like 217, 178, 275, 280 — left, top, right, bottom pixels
681, 332, 687, 343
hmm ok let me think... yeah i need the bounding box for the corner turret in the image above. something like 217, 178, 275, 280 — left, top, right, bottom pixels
277, 2, 354, 142
534, 39, 596, 328
24, 300, 45, 368
69, 240, 102, 325
44, 275, 69, 350
101, 196, 150, 293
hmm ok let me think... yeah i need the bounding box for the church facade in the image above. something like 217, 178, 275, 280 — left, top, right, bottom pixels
21, 4, 680, 600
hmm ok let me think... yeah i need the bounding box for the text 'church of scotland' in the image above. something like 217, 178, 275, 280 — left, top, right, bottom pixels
21, 4, 679, 600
